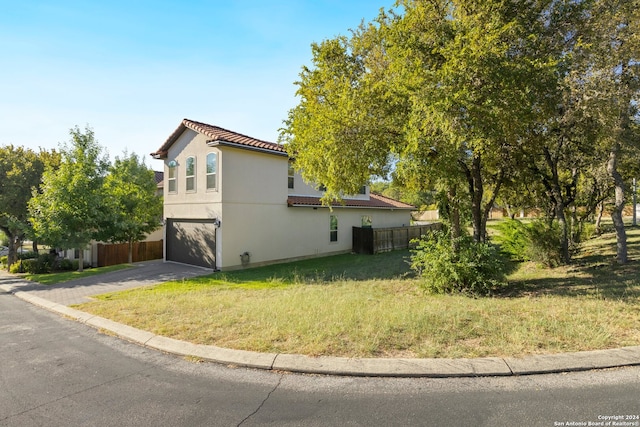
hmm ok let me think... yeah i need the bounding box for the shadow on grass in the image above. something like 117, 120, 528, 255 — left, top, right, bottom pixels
501, 228, 640, 301
502, 263, 640, 301
208, 250, 415, 285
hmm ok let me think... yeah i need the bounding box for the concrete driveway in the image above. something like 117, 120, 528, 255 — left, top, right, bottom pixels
0, 260, 211, 306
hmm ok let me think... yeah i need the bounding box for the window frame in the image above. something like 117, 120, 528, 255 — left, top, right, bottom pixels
330, 215, 338, 242
361, 215, 372, 228
185, 156, 196, 192
168, 164, 177, 194
206, 152, 217, 191
287, 161, 294, 189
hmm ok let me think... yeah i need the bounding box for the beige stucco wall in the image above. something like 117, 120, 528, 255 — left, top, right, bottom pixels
158, 129, 412, 270
163, 129, 223, 215
219, 203, 412, 270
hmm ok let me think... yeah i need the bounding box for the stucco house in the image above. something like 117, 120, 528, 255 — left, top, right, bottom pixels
151, 119, 414, 270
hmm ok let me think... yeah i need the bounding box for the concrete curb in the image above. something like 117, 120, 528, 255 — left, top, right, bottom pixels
3, 283, 640, 377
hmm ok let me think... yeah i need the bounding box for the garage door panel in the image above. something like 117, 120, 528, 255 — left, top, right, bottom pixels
167, 219, 216, 268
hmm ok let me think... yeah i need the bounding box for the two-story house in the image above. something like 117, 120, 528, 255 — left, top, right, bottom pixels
151, 119, 414, 270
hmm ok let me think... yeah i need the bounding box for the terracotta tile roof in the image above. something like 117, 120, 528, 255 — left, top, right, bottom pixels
287, 193, 415, 210
151, 119, 286, 158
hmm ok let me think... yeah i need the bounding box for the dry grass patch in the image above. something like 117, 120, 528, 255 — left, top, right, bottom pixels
76, 235, 640, 358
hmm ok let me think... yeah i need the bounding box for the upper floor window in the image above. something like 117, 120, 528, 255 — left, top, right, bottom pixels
330, 215, 338, 242
359, 185, 367, 195
206, 153, 217, 190
168, 164, 177, 193
288, 161, 294, 189
186, 156, 196, 192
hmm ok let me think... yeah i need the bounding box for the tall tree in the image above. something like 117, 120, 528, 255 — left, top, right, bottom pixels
29, 126, 109, 271
98, 152, 163, 263
584, 0, 640, 263
281, 0, 558, 246
0, 146, 57, 270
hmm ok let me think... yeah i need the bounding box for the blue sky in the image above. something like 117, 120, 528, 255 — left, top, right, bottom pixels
0, 0, 395, 165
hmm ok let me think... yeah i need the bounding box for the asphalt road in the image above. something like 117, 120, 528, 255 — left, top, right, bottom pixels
1, 290, 639, 427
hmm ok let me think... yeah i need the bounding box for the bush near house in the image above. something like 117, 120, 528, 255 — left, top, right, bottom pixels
410, 229, 509, 296
9, 253, 79, 274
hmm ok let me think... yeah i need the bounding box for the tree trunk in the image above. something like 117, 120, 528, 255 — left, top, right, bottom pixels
595, 202, 605, 235
541, 146, 572, 264
447, 187, 461, 254
555, 202, 570, 264
470, 155, 484, 243
6, 234, 21, 271
77, 248, 84, 272
607, 143, 627, 264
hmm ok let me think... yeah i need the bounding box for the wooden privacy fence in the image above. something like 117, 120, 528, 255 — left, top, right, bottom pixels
97, 240, 163, 267
352, 224, 442, 254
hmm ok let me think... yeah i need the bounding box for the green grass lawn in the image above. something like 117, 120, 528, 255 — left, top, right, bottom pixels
25, 264, 133, 285
74, 228, 640, 359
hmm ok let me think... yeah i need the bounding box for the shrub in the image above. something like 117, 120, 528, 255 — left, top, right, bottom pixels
0, 255, 7, 267
410, 230, 508, 296
58, 258, 74, 271
494, 219, 581, 267
22, 259, 42, 274
17, 251, 38, 260
71, 260, 91, 271
524, 220, 565, 267
36, 253, 58, 273
9, 262, 23, 274
494, 219, 529, 261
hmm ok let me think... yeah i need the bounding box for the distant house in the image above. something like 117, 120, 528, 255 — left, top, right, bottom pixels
151, 119, 415, 270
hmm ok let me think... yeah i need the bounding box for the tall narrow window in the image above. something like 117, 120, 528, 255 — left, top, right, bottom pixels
288, 161, 294, 189
168, 163, 177, 193
206, 153, 217, 190
330, 215, 338, 242
186, 156, 195, 192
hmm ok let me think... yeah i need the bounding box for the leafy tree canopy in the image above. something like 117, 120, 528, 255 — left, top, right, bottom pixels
29, 126, 109, 270
98, 151, 162, 263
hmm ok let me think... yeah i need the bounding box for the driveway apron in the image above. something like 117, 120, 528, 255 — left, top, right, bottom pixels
0, 260, 210, 305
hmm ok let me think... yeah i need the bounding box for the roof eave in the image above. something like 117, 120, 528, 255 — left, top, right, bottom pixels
207, 139, 289, 157
287, 203, 413, 210
151, 150, 168, 160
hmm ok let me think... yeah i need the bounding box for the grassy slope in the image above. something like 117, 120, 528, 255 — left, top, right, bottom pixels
75, 229, 640, 358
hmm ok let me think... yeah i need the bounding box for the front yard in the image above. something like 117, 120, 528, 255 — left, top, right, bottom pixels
74, 228, 640, 359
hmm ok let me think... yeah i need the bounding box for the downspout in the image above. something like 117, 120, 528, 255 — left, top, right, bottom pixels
213, 218, 221, 271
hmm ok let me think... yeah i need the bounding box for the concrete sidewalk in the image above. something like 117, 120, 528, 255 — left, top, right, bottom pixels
2, 266, 640, 378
